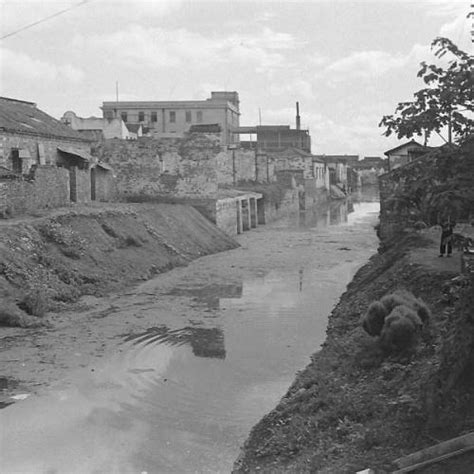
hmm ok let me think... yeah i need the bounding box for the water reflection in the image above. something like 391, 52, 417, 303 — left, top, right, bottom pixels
125, 326, 226, 359
165, 283, 243, 310
293, 196, 379, 229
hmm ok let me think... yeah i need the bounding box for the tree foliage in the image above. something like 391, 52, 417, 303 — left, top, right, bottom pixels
380, 37, 473, 144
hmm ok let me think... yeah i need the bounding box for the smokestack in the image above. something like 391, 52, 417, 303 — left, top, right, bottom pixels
296, 101, 301, 130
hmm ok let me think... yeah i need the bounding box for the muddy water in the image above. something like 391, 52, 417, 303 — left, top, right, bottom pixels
0, 196, 379, 474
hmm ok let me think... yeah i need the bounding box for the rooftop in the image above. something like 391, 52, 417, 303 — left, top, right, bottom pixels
0, 97, 90, 142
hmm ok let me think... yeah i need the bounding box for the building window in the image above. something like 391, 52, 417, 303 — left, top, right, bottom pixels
138, 111, 145, 122
185, 111, 192, 123
196, 111, 203, 123
151, 112, 157, 122
121, 112, 127, 122
169, 111, 176, 123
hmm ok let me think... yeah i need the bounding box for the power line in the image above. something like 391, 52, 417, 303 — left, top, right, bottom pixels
0, 0, 92, 41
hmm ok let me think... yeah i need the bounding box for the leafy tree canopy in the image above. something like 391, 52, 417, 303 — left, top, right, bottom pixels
380, 37, 473, 144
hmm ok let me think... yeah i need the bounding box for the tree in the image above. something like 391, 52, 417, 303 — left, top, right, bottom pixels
379, 37, 473, 145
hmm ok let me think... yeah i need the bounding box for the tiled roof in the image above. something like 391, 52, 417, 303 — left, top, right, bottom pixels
0, 97, 90, 142
383, 140, 427, 156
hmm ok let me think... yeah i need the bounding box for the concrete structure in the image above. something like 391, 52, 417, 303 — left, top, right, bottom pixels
238, 125, 311, 153
237, 102, 311, 153
214, 189, 263, 236
101, 91, 240, 146
61, 110, 134, 140
384, 140, 431, 171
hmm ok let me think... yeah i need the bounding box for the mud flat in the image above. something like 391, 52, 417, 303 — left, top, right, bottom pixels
234, 227, 474, 473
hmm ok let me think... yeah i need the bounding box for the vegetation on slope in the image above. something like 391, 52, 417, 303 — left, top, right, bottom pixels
234, 234, 474, 473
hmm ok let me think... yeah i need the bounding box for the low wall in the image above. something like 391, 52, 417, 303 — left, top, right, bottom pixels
0, 166, 70, 218
215, 198, 238, 236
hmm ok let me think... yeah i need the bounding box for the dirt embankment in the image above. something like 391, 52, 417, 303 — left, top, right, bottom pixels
0, 203, 238, 325
234, 229, 474, 473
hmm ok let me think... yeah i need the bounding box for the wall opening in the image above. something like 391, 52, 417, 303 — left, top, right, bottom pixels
91, 168, 97, 201
242, 199, 250, 231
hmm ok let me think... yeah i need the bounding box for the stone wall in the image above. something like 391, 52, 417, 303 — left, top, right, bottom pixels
70, 167, 91, 203
263, 187, 299, 223
0, 166, 70, 218
92, 167, 117, 202
269, 149, 313, 179
95, 134, 219, 199
216, 149, 275, 185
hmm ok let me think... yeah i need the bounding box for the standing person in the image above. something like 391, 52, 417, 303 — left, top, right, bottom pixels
439, 218, 455, 257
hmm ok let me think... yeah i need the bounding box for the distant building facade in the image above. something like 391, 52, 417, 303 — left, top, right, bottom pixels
352, 156, 388, 185
101, 91, 240, 146
384, 140, 431, 171
61, 110, 134, 140
313, 155, 359, 187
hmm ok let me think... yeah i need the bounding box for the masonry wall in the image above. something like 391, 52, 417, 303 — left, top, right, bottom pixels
216, 149, 274, 185
269, 149, 313, 179
69, 167, 91, 203
215, 198, 239, 235
93, 167, 117, 202
95, 134, 219, 199
303, 178, 329, 209
263, 188, 299, 223
0, 166, 70, 218
0, 131, 91, 172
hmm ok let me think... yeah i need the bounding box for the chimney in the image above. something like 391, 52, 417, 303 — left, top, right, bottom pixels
296, 101, 301, 130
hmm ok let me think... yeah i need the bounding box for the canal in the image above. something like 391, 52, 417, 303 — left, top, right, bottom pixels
0, 194, 379, 473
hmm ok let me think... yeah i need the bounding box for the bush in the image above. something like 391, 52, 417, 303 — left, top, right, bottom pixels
19, 289, 49, 317
0, 301, 45, 327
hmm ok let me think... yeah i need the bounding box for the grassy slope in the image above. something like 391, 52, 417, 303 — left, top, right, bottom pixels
234, 233, 474, 473
0, 203, 238, 317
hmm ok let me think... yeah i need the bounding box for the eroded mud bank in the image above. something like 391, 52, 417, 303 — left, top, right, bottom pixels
234, 228, 474, 473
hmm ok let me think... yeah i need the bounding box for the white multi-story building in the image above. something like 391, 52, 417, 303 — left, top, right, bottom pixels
101, 91, 240, 146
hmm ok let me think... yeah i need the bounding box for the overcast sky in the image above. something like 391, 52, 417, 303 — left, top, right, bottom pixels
0, 0, 471, 156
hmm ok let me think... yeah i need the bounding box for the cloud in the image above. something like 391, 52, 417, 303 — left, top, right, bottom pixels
0, 47, 84, 83
322, 42, 432, 82
269, 79, 315, 101
325, 50, 407, 78
421, 0, 468, 18
0, 0, 183, 38
73, 24, 301, 73
439, 13, 471, 48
